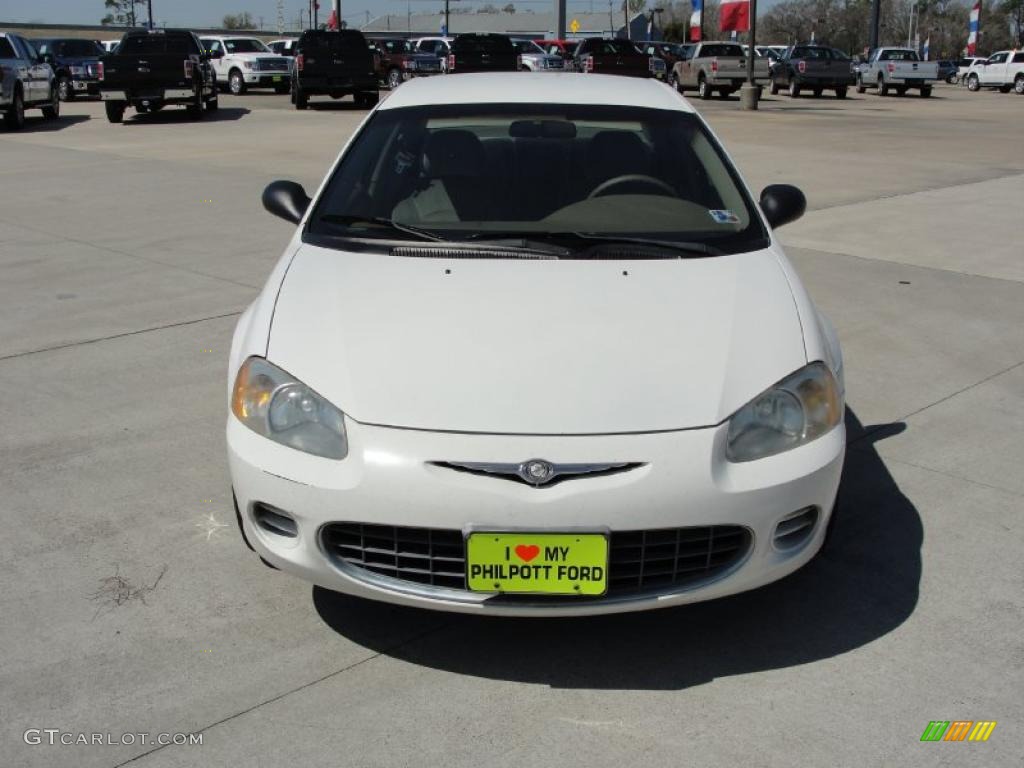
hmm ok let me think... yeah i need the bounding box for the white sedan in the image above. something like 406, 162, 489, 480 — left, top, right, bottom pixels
227, 73, 845, 616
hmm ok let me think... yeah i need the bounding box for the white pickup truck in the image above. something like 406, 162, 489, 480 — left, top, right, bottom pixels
965, 50, 1024, 94
856, 47, 939, 97
199, 35, 291, 94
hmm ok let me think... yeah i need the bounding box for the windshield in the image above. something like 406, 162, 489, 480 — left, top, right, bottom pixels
53, 39, 103, 57
307, 103, 767, 256
513, 40, 545, 55
224, 38, 269, 53
378, 39, 414, 53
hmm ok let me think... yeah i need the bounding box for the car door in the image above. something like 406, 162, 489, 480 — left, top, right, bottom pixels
979, 53, 1005, 84
18, 36, 49, 102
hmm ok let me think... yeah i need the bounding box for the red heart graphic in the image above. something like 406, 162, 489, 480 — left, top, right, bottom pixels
514, 544, 540, 563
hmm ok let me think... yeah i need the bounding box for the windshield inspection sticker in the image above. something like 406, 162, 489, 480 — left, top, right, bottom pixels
709, 209, 740, 224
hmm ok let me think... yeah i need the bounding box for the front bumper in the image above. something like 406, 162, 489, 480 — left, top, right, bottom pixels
243, 72, 291, 85
228, 414, 845, 616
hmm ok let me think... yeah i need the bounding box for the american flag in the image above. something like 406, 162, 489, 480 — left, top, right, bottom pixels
690, 0, 703, 42
967, 0, 980, 56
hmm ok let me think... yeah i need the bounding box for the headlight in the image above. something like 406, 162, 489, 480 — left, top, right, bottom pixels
726, 362, 842, 462
231, 357, 348, 460
243, 61, 254, 70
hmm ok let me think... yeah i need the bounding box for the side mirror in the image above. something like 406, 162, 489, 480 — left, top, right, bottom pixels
263, 180, 310, 225
759, 184, 806, 229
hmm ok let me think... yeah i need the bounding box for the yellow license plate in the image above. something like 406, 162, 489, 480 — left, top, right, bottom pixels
273, 76, 282, 82
466, 532, 608, 596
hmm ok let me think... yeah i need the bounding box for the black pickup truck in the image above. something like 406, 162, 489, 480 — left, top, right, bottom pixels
447, 34, 519, 74
98, 29, 217, 123
291, 29, 378, 109
574, 38, 653, 78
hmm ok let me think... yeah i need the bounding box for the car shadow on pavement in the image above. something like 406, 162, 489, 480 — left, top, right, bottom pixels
313, 408, 921, 690
123, 107, 250, 125
306, 100, 370, 111
13, 114, 91, 132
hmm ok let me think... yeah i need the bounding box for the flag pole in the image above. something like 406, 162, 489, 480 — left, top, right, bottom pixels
740, 0, 759, 109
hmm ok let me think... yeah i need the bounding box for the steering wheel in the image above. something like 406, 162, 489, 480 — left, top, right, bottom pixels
588, 174, 677, 199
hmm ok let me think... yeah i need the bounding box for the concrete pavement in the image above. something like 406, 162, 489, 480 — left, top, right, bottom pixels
1, 84, 1021, 767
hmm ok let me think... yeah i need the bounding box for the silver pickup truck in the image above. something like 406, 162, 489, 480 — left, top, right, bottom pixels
1, 32, 59, 129
669, 41, 770, 100
856, 47, 939, 97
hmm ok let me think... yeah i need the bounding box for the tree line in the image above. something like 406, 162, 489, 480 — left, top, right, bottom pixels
660, 0, 1022, 58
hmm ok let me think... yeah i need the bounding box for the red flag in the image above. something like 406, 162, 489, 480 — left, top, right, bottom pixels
719, 0, 750, 33
326, 10, 339, 29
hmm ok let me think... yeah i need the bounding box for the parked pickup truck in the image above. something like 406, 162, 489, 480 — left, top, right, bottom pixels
98, 29, 217, 123
670, 41, 769, 99
199, 36, 291, 94
31, 37, 104, 100
291, 29, 378, 109
447, 34, 519, 74
574, 38, 655, 78
769, 44, 856, 98
511, 39, 565, 71
965, 50, 1024, 94
856, 47, 939, 96
0, 32, 59, 129
368, 37, 443, 90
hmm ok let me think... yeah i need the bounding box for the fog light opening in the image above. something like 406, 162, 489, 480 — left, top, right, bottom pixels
772, 506, 819, 551
252, 502, 298, 538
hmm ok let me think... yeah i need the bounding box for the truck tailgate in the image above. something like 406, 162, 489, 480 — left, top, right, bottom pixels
100, 54, 195, 92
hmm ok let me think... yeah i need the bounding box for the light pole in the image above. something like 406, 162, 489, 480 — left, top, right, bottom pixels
147, 0, 154, 28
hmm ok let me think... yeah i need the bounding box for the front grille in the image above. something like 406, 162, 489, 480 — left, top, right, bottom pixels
257, 58, 290, 72
322, 523, 751, 597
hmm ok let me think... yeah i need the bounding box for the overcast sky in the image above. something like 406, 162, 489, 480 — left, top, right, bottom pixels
2, 0, 669, 30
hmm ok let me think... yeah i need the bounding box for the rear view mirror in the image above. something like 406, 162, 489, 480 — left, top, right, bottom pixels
759, 184, 806, 229
263, 181, 311, 225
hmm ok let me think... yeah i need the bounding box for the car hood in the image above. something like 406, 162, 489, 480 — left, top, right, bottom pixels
266, 244, 807, 434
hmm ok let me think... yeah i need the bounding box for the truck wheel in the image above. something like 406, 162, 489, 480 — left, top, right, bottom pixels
920, 85, 933, 98
58, 76, 75, 102
4, 88, 25, 129
104, 101, 125, 123
229, 69, 246, 95
42, 83, 60, 119
669, 73, 681, 92
998, 84, 1011, 94
812, 87, 823, 97
788, 80, 800, 98
856, 75, 866, 93
967, 74, 979, 92
769, 78, 779, 95
878, 77, 889, 96
293, 83, 308, 110
697, 76, 711, 100
835, 86, 847, 99
1015, 74, 1024, 94
386, 69, 402, 89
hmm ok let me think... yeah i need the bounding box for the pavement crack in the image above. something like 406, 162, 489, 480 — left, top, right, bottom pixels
112, 620, 453, 767
0, 217, 262, 290
0, 311, 243, 362
849, 359, 1024, 449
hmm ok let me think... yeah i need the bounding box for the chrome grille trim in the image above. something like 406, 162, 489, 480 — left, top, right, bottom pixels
431, 460, 644, 488
321, 523, 752, 600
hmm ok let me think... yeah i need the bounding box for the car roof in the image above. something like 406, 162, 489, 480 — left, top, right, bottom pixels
381, 72, 695, 113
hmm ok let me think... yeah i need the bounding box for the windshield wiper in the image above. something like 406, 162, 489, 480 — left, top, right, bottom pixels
318, 214, 445, 242
569, 233, 722, 257
464, 231, 721, 258
455, 233, 571, 257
